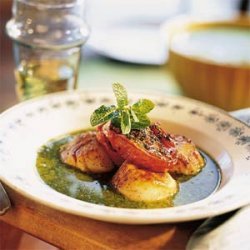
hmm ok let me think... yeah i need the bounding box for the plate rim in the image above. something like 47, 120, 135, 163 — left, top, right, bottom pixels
0, 88, 248, 127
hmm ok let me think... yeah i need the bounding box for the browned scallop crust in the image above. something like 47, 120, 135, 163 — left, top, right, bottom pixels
60, 132, 114, 173
112, 161, 178, 202
96, 124, 124, 165
169, 135, 205, 175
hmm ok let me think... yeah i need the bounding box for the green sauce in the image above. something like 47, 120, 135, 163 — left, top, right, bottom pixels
36, 130, 221, 208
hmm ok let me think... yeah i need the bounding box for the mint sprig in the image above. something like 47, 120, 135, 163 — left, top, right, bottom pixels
90, 105, 116, 126
121, 110, 131, 134
132, 99, 155, 114
90, 83, 155, 134
112, 82, 128, 109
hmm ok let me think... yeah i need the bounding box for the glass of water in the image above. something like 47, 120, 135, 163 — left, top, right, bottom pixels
6, 0, 89, 101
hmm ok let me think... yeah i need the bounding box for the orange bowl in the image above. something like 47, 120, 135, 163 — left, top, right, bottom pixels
167, 16, 250, 111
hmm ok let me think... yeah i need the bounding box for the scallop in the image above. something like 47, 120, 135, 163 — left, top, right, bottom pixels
112, 161, 178, 202
171, 140, 205, 176
60, 132, 114, 174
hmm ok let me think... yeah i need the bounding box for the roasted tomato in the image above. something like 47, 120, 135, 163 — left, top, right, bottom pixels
150, 124, 175, 149
103, 122, 178, 172
150, 124, 205, 175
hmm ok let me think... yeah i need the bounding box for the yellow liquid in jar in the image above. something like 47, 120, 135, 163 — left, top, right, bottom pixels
15, 59, 77, 101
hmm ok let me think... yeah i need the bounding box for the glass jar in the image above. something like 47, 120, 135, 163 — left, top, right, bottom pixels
6, 0, 89, 101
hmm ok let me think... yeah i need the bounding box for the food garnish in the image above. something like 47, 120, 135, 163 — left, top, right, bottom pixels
90, 83, 155, 134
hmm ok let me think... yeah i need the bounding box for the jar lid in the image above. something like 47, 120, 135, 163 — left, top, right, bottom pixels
6, 0, 90, 49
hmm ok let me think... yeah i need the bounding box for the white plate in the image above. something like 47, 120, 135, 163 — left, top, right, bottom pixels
0, 90, 249, 224
87, 25, 167, 65
85, 0, 182, 65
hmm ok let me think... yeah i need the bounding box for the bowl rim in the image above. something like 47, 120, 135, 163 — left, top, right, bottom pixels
162, 15, 250, 69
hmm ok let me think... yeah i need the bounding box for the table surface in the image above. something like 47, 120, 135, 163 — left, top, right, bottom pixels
0, 1, 202, 249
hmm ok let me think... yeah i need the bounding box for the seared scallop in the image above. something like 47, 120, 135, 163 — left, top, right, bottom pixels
112, 161, 178, 202
96, 124, 124, 166
60, 132, 114, 174
170, 135, 205, 175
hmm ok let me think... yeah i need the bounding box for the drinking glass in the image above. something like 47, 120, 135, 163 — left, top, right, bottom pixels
6, 0, 89, 101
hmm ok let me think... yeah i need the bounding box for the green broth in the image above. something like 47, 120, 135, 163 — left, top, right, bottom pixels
36, 130, 221, 208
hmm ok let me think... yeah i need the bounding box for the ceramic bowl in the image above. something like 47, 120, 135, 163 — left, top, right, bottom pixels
0, 90, 249, 224
165, 16, 250, 111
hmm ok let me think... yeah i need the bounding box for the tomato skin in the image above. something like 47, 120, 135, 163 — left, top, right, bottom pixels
150, 124, 205, 175
97, 122, 204, 175
150, 124, 176, 149
105, 124, 176, 173
96, 124, 124, 166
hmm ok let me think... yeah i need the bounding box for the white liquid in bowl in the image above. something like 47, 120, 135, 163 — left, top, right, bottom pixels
171, 27, 250, 66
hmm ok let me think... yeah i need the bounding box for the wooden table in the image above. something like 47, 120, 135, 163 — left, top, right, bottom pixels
0, 1, 202, 249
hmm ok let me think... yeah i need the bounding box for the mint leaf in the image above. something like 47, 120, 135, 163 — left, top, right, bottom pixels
90, 84, 155, 133
130, 108, 139, 122
121, 110, 131, 134
90, 105, 116, 126
111, 116, 121, 128
112, 83, 128, 108
131, 114, 150, 129
132, 99, 155, 114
